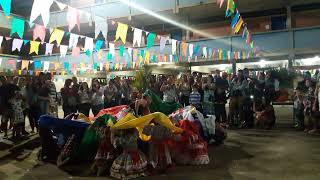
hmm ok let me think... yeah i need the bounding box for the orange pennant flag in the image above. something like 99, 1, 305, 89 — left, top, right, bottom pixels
181, 42, 187, 56
21, 60, 29, 70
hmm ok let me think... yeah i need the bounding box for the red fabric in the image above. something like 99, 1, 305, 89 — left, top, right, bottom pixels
154, 140, 169, 168
95, 105, 129, 118
125, 150, 140, 165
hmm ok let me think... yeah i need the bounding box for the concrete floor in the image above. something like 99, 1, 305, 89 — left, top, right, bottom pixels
0, 106, 320, 180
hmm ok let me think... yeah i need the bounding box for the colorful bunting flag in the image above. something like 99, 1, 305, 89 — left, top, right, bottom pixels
64, 62, 70, 70
60, 45, 68, 57
43, 61, 50, 71
29, 41, 40, 55
172, 39, 177, 55
225, 0, 236, 17
69, 33, 79, 48
234, 17, 244, 34
67, 6, 80, 32
95, 17, 108, 39
10, 17, 25, 38
160, 36, 170, 51
231, 11, 240, 28
115, 22, 128, 44
0, 0, 11, 16
54, 62, 60, 70
34, 60, 42, 69
0, 36, 3, 48
203, 47, 208, 58
49, 28, 65, 46
33, 24, 46, 43
23, 40, 30, 45
84, 37, 94, 55
97, 50, 103, 60
30, 0, 53, 27
147, 32, 156, 48
119, 45, 125, 57
45, 43, 54, 55
242, 26, 248, 38
21, 60, 29, 70
189, 44, 194, 57
133, 28, 143, 47
12, 39, 23, 52
71, 47, 80, 57
181, 42, 187, 56
109, 43, 115, 55
95, 40, 103, 52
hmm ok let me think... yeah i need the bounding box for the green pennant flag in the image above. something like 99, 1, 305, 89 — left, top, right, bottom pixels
119, 45, 125, 57
147, 33, 156, 48
93, 63, 98, 70
225, 0, 236, 17
0, 0, 11, 16
107, 52, 113, 60
151, 55, 157, 63
10, 17, 25, 38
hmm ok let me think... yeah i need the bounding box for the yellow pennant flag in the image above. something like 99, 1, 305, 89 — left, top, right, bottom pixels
234, 17, 244, 34
29, 41, 40, 55
145, 51, 150, 64
21, 60, 29, 70
114, 23, 128, 44
61, 71, 65, 75
105, 63, 110, 71
18, 70, 22, 75
54, 62, 60, 70
80, 63, 85, 69
115, 63, 119, 70
219, 50, 223, 60
49, 28, 65, 46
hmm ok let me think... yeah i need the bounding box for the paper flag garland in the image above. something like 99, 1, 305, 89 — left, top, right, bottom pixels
128, 47, 132, 57
49, 28, 65, 46
0, 0, 11, 16
84, 37, 94, 54
203, 47, 207, 58
242, 26, 248, 38
133, 28, 143, 47
34, 61, 42, 69
109, 43, 115, 55
225, 0, 235, 17
231, 11, 240, 28
45, 43, 54, 55
29, 41, 41, 55
12, 39, 23, 52
55, 0, 67, 10
23, 40, 30, 45
21, 60, 29, 70
115, 23, 128, 44
147, 33, 156, 48
30, 0, 53, 27
160, 36, 170, 51
0, 36, 3, 48
97, 50, 103, 60
33, 24, 46, 43
119, 45, 125, 57
181, 42, 187, 56
234, 17, 244, 34
71, 47, 80, 57
10, 17, 25, 38
95, 40, 103, 52
172, 39, 177, 54
64, 62, 70, 70
54, 62, 60, 70
189, 44, 194, 57
246, 31, 252, 44
69, 33, 79, 48
95, 17, 108, 39
43, 61, 50, 71
60, 45, 68, 57
67, 6, 80, 32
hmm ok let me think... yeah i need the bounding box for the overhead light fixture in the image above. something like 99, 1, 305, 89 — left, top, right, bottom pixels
259, 59, 266, 67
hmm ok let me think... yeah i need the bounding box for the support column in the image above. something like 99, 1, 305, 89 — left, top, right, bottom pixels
287, 5, 295, 72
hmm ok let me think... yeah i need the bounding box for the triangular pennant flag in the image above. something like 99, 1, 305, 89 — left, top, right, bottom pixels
43, 61, 50, 71
23, 40, 30, 45
60, 45, 68, 57
217, 0, 224, 8
0, 36, 3, 47
97, 50, 103, 60
45, 43, 54, 55
234, 17, 244, 34
80, 62, 85, 69
203, 47, 208, 58
54, 62, 60, 70
181, 42, 187, 56
114, 22, 128, 44
105, 63, 110, 71
119, 45, 125, 57
29, 41, 41, 55
128, 47, 132, 57
246, 31, 252, 44
84, 37, 94, 54
55, 0, 67, 10
147, 32, 156, 48
194, 45, 201, 57
242, 26, 248, 38
231, 11, 240, 28
145, 51, 150, 64
160, 36, 170, 51
69, 33, 79, 48
71, 47, 80, 57
67, 6, 80, 32
21, 60, 29, 70
250, 41, 254, 48
71, 62, 76, 70
109, 43, 115, 55
93, 63, 98, 70
12, 39, 23, 52
33, 24, 46, 43
0, 0, 11, 16
95, 17, 108, 39
64, 62, 70, 70
95, 40, 104, 52
189, 44, 194, 57
225, 0, 236, 17
133, 28, 143, 47
30, 0, 53, 27
49, 28, 65, 46
10, 17, 25, 38
34, 60, 42, 69
172, 39, 177, 54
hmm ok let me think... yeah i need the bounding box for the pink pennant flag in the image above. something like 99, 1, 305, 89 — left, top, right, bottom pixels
71, 47, 80, 57
33, 24, 46, 43
67, 6, 80, 32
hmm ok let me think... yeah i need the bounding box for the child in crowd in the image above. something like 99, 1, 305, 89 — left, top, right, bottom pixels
203, 84, 215, 117
9, 91, 25, 139
189, 85, 202, 112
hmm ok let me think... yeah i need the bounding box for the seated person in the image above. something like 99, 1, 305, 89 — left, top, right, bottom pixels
254, 101, 276, 130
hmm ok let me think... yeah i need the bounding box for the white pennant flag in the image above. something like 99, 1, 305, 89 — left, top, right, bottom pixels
160, 36, 170, 51
189, 44, 194, 57
69, 33, 79, 48
43, 61, 50, 71
30, 0, 54, 27
60, 45, 68, 57
203, 47, 208, 58
169, 55, 173, 62
0, 58, 2, 67
0, 36, 3, 48
55, 0, 67, 10
128, 47, 132, 57
109, 43, 115, 55
171, 39, 177, 55
133, 28, 143, 47
84, 37, 94, 53
95, 17, 108, 39
12, 39, 24, 52
45, 43, 54, 55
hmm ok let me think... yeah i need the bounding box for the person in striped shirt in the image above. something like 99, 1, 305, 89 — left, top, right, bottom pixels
189, 84, 202, 111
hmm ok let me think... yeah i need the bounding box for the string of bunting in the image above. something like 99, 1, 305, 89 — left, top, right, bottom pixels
0, 0, 258, 73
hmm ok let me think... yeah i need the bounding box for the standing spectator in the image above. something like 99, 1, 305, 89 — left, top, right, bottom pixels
91, 80, 104, 116
61, 79, 77, 117
149, 75, 161, 96
38, 80, 51, 116
46, 73, 58, 117
120, 79, 132, 105
8, 91, 25, 139
264, 71, 275, 105
78, 82, 91, 117
72, 77, 80, 112
215, 72, 228, 123
18, 77, 29, 135
26, 78, 39, 133
203, 84, 215, 117
179, 74, 190, 107
160, 76, 177, 104
189, 85, 202, 111
104, 80, 118, 108
114, 77, 122, 106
